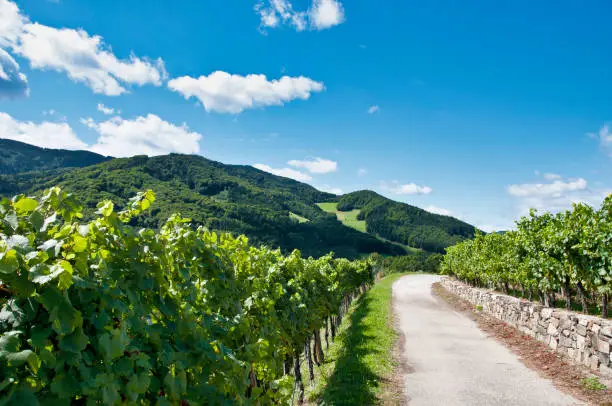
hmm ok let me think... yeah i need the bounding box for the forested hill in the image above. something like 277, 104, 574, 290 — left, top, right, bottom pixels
0, 143, 404, 259
0, 139, 479, 258
0, 138, 110, 174
337, 190, 478, 253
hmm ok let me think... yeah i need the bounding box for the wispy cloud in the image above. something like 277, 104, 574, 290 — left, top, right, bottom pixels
253, 163, 312, 182
256, 0, 345, 32
97, 103, 118, 116
367, 105, 380, 114
507, 173, 610, 216
288, 157, 337, 174
380, 180, 432, 195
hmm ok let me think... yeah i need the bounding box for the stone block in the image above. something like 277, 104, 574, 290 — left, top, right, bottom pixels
559, 336, 573, 348
576, 324, 587, 336
598, 339, 610, 354
577, 335, 586, 350
541, 308, 553, 319
590, 354, 601, 370
600, 364, 612, 377
549, 337, 558, 350
579, 318, 589, 327
598, 351, 610, 366
549, 317, 560, 329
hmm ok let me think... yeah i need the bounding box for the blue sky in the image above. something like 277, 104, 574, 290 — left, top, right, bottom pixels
1, 0, 611, 231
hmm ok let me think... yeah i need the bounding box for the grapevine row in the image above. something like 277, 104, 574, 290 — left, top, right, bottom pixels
441, 195, 612, 317
0, 188, 375, 404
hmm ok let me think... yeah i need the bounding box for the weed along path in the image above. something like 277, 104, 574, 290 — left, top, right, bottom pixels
393, 274, 581, 406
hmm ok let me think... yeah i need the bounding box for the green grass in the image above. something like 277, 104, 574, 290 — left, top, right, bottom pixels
316, 202, 367, 233
316, 202, 339, 212
289, 212, 310, 223
306, 273, 406, 405
317, 203, 422, 254
375, 234, 422, 255
580, 376, 607, 391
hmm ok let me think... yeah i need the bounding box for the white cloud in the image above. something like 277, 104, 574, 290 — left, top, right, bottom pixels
0, 0, 26, 48
507, 175, 610, 216
357, 168, 368, 177
97, 103, 118, 116
507, 178, 588, 198
42, 109, 56, 116
82, 114, 201, 157
590, 124, 612, 157
168, 71, 324, 114
0, 48, 28, 98
256, 0, 344, 32
380, 180, 433, 195
0, 111, 86, 150
256, 0, 307, 31
310, 0, 345, 30
0, 1, 166, 96
367, 105, 379, 114
12, 22, 166, 96
287, 157, 337, 174
425, 205, 451, 216
479, 224, 502, 233
253, 163, 312, 182
318, 184, 343, 195
542, 172, 562, 181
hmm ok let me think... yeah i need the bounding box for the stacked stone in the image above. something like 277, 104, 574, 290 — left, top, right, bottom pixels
441, 278, 612, 377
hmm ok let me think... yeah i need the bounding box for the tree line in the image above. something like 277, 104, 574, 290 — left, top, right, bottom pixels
441, 196, 612, 318
0, 188, 375, 404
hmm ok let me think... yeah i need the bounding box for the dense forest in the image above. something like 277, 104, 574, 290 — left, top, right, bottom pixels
0, 143, 403, 259
0, 140, 479, 260
0, 138, 110, 174
337, 191, 478, 253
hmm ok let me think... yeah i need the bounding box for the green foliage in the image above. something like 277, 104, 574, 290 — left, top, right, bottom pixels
289, 212, 309, 223
441, 195, 612, 317
580, 376, 607, 391
0, 151, 403, 259
309, 274, 405, 404
0, 188, 377, 404
376, 252, 444, 274
0, 139, 109, 174
317, 202, 367, 233
337, 191, 478, 253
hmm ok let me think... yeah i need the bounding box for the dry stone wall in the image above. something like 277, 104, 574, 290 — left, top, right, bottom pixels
441, 278, 612, 377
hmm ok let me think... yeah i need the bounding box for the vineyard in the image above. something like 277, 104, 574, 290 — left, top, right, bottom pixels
0, 188, 376, 404
441, 195, 612, 318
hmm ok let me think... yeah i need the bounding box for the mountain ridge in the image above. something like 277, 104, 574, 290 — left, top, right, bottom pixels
0, 138, 476, 257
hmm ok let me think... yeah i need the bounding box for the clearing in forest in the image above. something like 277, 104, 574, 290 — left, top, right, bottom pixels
317, 202, 367, 233
289, 212, 310, 223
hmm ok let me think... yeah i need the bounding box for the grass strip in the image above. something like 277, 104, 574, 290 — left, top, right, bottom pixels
305, 273, 407, 405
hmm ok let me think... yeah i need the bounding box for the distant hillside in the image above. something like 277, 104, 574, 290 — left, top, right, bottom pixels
336, 190, 478, 253
0, 138, 110, 174
0, 139, 479, 258
0, 144, 404, 259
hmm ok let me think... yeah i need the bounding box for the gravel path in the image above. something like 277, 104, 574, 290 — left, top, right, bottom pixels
393, 274, 582, 405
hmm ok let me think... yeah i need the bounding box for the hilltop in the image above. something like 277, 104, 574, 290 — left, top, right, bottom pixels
336, 190, 478, 253
0, 138, 110, 174
0, 139, 476, 258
